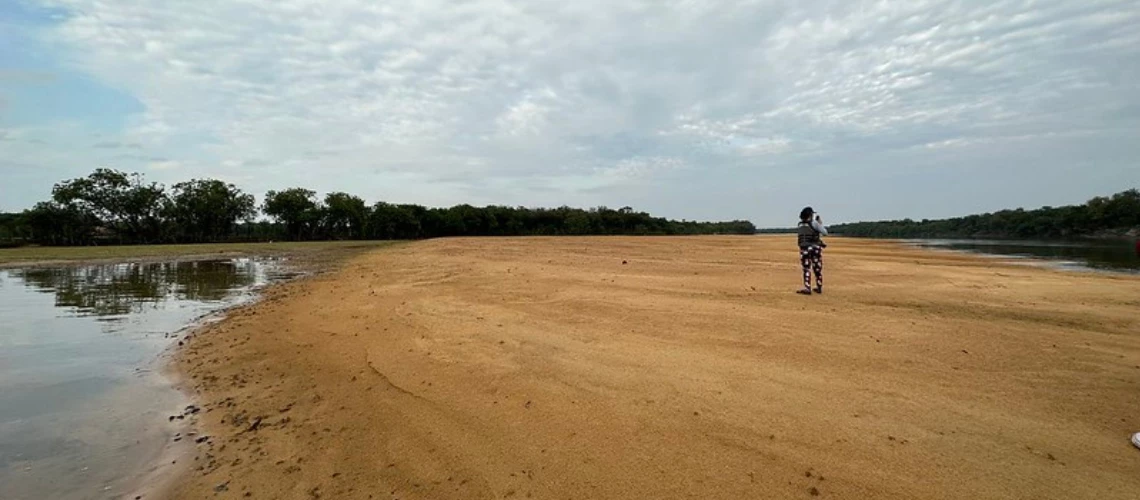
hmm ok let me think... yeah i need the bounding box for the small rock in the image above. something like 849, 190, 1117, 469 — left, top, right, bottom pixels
622, 260, 628, 265
809, 486, 821, 496
214, 481, 229, 493
196, 436, 210, 444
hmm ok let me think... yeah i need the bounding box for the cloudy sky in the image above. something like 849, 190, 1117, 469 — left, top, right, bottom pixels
2, 0, 1138, 226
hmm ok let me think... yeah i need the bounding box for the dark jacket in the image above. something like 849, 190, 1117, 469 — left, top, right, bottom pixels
797, 221, 822, 249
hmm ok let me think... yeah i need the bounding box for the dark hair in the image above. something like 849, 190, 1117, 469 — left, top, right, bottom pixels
800, 207, 814, 222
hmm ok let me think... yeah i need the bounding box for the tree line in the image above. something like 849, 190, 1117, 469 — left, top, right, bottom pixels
0, 169, 756, 246
829, 189, 1140, 239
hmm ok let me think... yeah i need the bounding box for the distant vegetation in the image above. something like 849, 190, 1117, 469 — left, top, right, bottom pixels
829, 189, 1140, 240
0, 169, 755, 247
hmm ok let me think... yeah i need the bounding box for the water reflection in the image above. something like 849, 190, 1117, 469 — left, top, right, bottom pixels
0, 258, 286, 500
911, 239, 1140, 274
9, 260, 260, 318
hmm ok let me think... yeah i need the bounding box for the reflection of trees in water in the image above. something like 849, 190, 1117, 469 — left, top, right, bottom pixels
15, 265, 164, 317
944, 242, 1138, 271
12, 260, 259, 317
170, 260, 259, 301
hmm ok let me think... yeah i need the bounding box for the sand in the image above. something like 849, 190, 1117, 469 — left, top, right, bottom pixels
167, 236, 1140, 499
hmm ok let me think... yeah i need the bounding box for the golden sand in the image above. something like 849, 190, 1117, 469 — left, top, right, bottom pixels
168, 237, 1140, 499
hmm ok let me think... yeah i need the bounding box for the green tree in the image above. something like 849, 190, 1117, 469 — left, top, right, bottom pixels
830, 187, 1140, 239
565, 211, 592, 235
323, 192, 367, 240
368, 202, 422, 240
0, 213, 26, 245
120, 180, 168, 243
51, 168, 167, 243
165, 179, 257, 243
13, 168, 762, 245
263, 188, 320, 241
22, 202, 100, 246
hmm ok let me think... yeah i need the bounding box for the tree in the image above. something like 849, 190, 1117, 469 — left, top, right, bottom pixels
0, 212, 27, 245
323, 192, 367, 240
52, 168, 130, 222
830, 187, 1140, 239
51, 168, 167, 243
11, 168, 763, 246
263, 188, 320, 241
119, 180, 168, 243
22, 202, 99, 246
565, 211, 592, 235
1105, 189, 1140, 229
165, 179, 257, 243
368, 202, 422, 240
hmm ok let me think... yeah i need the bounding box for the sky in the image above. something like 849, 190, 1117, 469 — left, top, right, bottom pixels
1, 0, 1138, 226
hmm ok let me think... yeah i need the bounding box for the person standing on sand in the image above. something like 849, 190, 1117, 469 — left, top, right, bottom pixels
796, 206, 827, 295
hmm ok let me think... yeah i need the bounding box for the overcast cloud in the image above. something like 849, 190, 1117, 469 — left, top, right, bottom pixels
1, 0, 1138, 225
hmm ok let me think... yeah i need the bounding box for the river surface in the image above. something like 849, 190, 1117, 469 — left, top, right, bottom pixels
0, 258, 293, 500
909, 239, 1140, 274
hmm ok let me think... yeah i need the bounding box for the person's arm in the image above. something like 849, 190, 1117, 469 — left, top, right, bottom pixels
811, 218, 828, 236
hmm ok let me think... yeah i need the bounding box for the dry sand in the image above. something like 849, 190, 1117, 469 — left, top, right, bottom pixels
168, 236, 1140, 499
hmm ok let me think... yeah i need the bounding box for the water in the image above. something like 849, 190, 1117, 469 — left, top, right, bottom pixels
0, 258, 293, 500
910, 239, 1140, 274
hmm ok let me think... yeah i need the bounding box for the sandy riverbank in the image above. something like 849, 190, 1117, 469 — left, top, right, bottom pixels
167, 236, 1140, 499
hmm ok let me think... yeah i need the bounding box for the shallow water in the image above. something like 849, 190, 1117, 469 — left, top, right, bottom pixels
0, 259, 292, 500
909, 239, 1140, 274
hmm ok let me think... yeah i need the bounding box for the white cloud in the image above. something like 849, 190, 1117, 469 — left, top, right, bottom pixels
597, 156, 686, 182
147, 160, 180, 171
3, 0, 1138, 224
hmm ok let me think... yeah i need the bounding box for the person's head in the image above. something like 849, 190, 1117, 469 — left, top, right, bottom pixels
800, 206, 814, 222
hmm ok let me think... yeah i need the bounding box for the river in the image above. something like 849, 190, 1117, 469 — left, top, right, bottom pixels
0, 258, 294, 500
908, 239, 1140, 274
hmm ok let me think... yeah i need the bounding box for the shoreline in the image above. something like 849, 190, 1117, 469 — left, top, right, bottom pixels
0, 244, 385, 500
162, 236, 1140, 499
134, 251, 350, 500
125, 292, 285, 500
0, 240, 397, 269
121, 354, 196, 500
899, 242, 1140, 277
0, 252, 259, 270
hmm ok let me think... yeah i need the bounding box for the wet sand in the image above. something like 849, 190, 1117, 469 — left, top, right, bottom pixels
168, 236, 1140, 499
